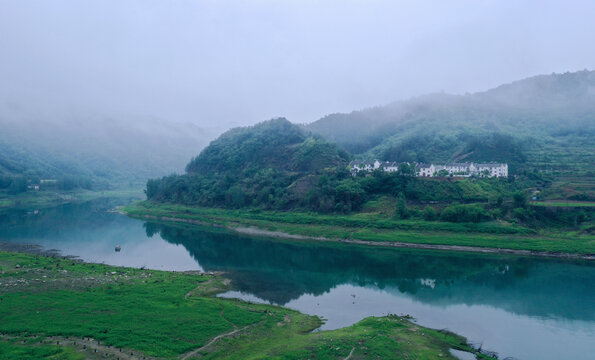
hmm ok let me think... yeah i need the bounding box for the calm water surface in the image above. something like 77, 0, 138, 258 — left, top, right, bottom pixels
1, 198, 593, 360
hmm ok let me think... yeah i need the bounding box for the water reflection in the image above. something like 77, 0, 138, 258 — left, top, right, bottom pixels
0, 199, 201, 271
150, 222, 595, 360
152, 222, 594, 322
1, 199, 594, 360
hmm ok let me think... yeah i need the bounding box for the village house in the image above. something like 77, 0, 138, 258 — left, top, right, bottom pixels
349, 160, 508, 178
349, 160, 400, 173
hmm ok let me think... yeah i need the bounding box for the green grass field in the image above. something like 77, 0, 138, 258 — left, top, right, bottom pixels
530, 201, 595, 207
0, 251, 493, 359
122, 201, 595, 255
0, 340, 83, 360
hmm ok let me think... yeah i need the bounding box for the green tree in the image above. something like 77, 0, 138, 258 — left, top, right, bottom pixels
398, 163, 415, 176
335, 180, 365, 212
226, 186, 246, 208
8, 177, 27, 194
440, 204, 487, 223
488, 194, 503, 207
513, 191, 528, 208
422, 206, 437, 221
395, 193, 409, 219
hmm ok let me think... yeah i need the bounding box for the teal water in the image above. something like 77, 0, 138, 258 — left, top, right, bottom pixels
1, 199, 594, 360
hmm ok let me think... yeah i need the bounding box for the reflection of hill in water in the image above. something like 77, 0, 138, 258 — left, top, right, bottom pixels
151, 222, 595, 321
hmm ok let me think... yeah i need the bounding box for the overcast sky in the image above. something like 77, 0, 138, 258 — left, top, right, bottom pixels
1, 0, 594, 130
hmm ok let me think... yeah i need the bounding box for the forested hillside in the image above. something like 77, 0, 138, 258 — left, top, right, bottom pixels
185, 118, 347, 174
146, 118, 572, 225
0, 111, 212, 192
147, 118, 355, 210
306, 70, 595, 177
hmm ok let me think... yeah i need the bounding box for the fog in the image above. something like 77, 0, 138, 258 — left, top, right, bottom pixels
1, 0, 595, 131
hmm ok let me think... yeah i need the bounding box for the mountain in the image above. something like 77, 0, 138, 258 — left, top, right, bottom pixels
145, 71, 594, 221
186, 118, 348, 174
146, 118, 351, 209
306, 70, 595, 176
0, 108, 213, 189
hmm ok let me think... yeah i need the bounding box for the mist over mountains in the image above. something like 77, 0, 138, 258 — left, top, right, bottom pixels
305, 70, 595, 174
1, 70, 594, 191
0, 106, 213, 188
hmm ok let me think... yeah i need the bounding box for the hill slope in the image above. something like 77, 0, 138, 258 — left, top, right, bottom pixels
306, 70, 595, 177
146, 118, 351, 209
186, 118, 347, 174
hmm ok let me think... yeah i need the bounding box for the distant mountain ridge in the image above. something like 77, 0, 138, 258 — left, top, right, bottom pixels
305, 70, 595, 175
0, 110, 213, 188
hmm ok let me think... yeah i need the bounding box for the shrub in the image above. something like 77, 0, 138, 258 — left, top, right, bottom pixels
422, 206, 437, 221
409, 205, 422, 218
394, 193, 409, 219
513, 207, 529, 220
488, 208, 502, 219
440, 204, 487, 223
513, 191, 528, 208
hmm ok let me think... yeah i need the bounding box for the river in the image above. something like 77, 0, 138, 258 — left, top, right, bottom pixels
0, 198, 593, 360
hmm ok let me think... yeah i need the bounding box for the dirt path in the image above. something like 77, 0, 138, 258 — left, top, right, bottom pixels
179, 325, 251, 360
178, 292, 245, 359
343, 347, 355, 360
220, 307, 238, 330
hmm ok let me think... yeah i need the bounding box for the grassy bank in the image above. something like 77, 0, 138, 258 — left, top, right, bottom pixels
123, 201, 595, 255
0, 189, 143, 211
530, 201, 595, 208
0, 250, 494, 359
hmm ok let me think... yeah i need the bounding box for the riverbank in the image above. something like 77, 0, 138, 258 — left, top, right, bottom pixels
0, 189, 143, 211
0, 246, 495, 360
123, 201, 595, 258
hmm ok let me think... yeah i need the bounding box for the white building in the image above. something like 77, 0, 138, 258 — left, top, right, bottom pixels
349, 160, 508, 178
350, 160, 403, 173
417, 164, 435, 177
350, 160, 380, 172
428, 162, 508, 178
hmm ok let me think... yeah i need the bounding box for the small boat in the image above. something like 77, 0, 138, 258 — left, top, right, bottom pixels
115, 245, 121, 252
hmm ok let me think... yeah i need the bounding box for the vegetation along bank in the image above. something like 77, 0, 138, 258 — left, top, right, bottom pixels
123, 201, 595, 259
0, 246, 496, 360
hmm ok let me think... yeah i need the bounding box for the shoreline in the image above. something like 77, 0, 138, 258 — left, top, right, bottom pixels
0, 245, 496, 360
132, 213, 595, 260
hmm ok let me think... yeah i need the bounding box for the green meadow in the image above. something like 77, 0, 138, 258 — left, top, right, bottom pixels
123, 201, 595, 255
0, 251, 493, 359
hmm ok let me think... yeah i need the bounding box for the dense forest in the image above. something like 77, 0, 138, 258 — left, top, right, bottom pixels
147, 118, 354, 210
